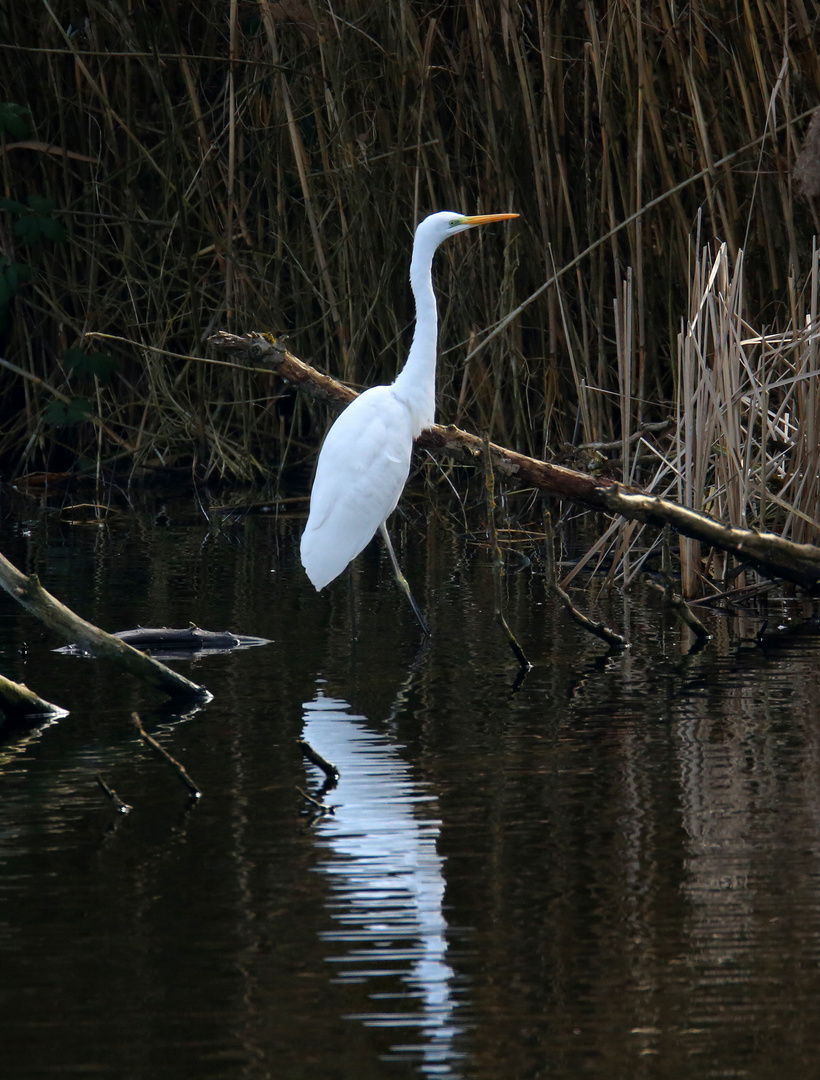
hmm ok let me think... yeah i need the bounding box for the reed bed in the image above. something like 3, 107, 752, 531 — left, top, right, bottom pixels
593, 228, 820, 596
0, 1, 817, 550
672, 231, 820, 594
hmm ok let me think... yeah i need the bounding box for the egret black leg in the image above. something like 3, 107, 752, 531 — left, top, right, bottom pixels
379, 522, 430, 637
346, 564, 358, 640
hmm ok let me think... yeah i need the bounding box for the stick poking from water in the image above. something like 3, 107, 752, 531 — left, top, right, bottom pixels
95, 773, 133, 814
656, 526, 711, 641
131, 712, 202, 798
299, 738, 340, 780
483, 435, 531, 674
543, 511, 627, 650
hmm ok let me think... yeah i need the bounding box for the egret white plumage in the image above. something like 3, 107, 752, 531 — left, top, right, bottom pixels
300, 210, 519, 634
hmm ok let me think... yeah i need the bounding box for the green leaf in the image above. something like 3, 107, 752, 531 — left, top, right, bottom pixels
39, 217, 68, 243
64, 349, 117, 381
13, 215, 45, 243
26, 195, 56, 215
45, 397, 94, 428
0, 103, 32, 139
0, 259, 35, 305
3, 195, 67, 245
0, 197, 28, 215
12, 213, 66, 245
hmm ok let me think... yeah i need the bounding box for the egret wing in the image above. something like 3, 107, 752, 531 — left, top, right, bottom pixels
300, 386, 414, 589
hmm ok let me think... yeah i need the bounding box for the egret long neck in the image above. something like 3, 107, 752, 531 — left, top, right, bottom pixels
391, 229, 441, 436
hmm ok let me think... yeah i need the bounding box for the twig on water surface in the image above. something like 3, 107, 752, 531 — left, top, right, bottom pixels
690, 579, 780, 609
131, 712, 202, 799
543, 511, 627, 650
95, 773, 133, 814
298, 738, 340, 781
297, 739, 339, 820
483, 435, 532, 675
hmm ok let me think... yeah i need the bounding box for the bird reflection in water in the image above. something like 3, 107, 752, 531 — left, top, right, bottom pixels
302, 689, 466, 1075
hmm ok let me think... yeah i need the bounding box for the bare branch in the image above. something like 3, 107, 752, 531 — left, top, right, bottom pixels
209, 332, 820, 592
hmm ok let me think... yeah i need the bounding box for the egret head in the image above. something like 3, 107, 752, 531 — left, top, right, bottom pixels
417, 210, 519, 246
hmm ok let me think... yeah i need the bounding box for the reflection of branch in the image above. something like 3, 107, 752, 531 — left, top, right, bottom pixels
209, 332, 820, 591
296, 785, 335, 816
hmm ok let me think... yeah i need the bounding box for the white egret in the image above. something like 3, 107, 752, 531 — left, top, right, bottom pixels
300, 210, 519, 634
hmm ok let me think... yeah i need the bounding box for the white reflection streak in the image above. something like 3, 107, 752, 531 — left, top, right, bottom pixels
303, 691, 462, 1076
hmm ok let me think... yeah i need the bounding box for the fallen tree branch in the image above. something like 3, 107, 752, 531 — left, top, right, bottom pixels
600, 489, 820, 592
209, 330, 603, 502
0, 671, 67, 726
0, 550, 211, 702
208, 332, 820, 592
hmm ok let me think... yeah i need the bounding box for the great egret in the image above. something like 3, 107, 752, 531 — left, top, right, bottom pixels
300, 210, 519, 634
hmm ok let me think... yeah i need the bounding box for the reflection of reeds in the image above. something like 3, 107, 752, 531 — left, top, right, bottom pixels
0, 2, 817, 510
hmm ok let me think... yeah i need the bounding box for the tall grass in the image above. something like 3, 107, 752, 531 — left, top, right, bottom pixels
0, 1, 817, 510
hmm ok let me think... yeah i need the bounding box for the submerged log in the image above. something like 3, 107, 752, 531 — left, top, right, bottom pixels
57, 626, 271, 657
112, 626, 269, 650
209, 331, 820, 592
0, 551, 211, 702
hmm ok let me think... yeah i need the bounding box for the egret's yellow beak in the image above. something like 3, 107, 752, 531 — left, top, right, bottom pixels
462, 213, 519, 226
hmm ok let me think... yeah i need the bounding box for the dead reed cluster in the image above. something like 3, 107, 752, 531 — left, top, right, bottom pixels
0, 0, 818, 531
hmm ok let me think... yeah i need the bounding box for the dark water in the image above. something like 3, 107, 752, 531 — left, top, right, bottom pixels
2, 490, 820, 1079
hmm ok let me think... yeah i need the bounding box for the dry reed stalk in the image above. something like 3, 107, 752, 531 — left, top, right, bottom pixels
670, 232, 820, 597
